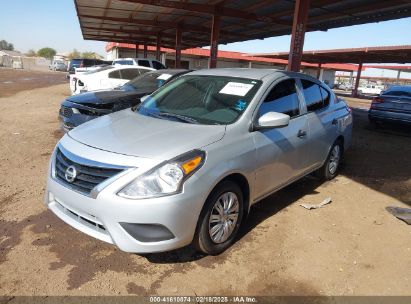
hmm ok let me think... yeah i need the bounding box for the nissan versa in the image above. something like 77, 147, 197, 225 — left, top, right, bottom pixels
45, 69, 352, 255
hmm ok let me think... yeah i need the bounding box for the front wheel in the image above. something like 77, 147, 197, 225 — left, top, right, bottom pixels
317, 141, 343, 180
193, 181, 244, 255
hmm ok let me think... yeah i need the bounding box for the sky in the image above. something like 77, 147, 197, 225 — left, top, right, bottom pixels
1, 0, 411, 78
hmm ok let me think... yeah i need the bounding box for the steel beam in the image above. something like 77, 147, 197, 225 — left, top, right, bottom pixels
118, 0, 288, 25
209, 15, 220, 69
156, 34, 161, 60
175, 26, 182, 68
287, 0, 310, 72
79, 14, 246, 38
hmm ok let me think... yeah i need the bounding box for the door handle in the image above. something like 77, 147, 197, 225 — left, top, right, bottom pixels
332, 118, 338, 125
297, 130, 307, 138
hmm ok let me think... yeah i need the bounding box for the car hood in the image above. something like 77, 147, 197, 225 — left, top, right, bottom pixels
66, 89, 143, 105
68, 109, 226, 160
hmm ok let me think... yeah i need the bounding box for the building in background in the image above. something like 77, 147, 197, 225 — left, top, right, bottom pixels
106, 43, 359, 86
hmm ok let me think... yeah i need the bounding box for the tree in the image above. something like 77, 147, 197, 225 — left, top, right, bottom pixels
0, 40, 14, 50
25, 49, 36, 57
80, 51, 103, 59
68, 49, 80, 60
37, 47, 56, 59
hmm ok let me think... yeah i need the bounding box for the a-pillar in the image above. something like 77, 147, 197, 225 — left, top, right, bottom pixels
287, 0, 310, 72
209, 15, 220, 69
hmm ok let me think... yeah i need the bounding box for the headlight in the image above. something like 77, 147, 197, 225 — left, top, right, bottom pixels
117, 150, 206, 199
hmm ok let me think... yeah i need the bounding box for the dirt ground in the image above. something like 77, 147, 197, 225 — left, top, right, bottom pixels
0, 69, 410, 296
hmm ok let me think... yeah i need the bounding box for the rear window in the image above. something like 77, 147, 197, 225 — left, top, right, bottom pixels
108, 70, 121, 79
114, 60, 134, 65
120, 68, 141, 80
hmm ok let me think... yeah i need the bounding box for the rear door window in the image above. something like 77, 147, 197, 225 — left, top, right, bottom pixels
301, 79, 325, 112
259, 79, 300, 118
137, 60, 151, 68
120, 68, 141, 80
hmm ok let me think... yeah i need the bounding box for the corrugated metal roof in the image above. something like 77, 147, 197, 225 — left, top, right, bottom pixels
75, 0, 411, 49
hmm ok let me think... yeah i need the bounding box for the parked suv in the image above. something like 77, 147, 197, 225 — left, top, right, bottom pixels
113, 58, 166, 70
67, 58, 111, 75
45, 69, 352, 255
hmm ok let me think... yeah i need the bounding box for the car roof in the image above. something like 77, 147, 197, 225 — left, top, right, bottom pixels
386, 85, 411, 92
113, 58, 160, 61
187, 68, 319, 82
111, 65, 153, 70
147, 69, 191, 75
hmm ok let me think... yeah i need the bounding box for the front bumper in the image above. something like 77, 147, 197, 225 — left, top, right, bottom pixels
44, 149, 207, 253
59, 112, 97, 131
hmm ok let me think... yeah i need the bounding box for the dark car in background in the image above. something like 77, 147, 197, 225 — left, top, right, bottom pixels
67, 58, 112, 75
59, 69, 190, 131
369, 85, 411, 126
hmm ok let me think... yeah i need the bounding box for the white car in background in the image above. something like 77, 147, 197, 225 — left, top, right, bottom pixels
113, 58, 167, 70
69, 65, 154, 95
357, 84, 384, 95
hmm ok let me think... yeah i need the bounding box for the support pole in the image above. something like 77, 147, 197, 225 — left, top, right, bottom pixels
209, 15, 220, 69
287, 0, 310, 72
396, 70, 401, 84
353, 60, 363, 97
135, 43, 139, 58
156, 34, 161, 61
175, 26, 182, 68
316, 63, 322, 79
143, 42, 148, 58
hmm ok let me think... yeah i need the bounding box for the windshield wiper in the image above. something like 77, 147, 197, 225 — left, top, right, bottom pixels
157, 112, 199, 124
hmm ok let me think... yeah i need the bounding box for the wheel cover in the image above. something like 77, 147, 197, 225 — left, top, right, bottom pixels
329, 145, 341, 175
208, 192, 240, 244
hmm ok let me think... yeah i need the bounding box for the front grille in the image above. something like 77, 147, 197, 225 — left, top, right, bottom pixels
55, 148, 123, 195
60, 106, 73, 117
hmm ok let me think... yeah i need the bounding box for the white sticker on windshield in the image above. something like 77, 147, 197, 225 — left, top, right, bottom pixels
157, 73, 172, 80
219, 82, 254, 96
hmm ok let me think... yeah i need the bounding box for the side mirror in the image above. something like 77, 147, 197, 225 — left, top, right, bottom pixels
255, 112, 290, 130
140, 95, 150, 103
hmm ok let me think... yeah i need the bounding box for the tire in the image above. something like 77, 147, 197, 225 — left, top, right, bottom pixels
317, 141, 343, 180
193, 181, 244, 255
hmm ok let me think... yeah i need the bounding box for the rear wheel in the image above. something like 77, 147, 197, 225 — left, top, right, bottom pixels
317, 141, 343, 180
193, 181, 244, 255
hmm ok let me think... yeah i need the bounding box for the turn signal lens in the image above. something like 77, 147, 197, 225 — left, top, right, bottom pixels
181, 156, 203, 175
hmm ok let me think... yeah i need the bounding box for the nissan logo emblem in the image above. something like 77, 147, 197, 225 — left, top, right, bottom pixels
65, 165, 77, 183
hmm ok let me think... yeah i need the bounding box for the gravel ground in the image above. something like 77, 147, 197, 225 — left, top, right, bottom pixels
0, 70, 410, 296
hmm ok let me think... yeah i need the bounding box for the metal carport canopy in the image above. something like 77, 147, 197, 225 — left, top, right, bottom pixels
74, 0, 411, 69
250, 45, 411, 64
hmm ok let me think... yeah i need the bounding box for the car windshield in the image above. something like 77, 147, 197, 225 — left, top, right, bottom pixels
122, 71, 176, 92
137, 75, 262, 125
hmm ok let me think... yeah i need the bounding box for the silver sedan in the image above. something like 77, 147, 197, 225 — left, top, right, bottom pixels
45, 68, 352, 255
